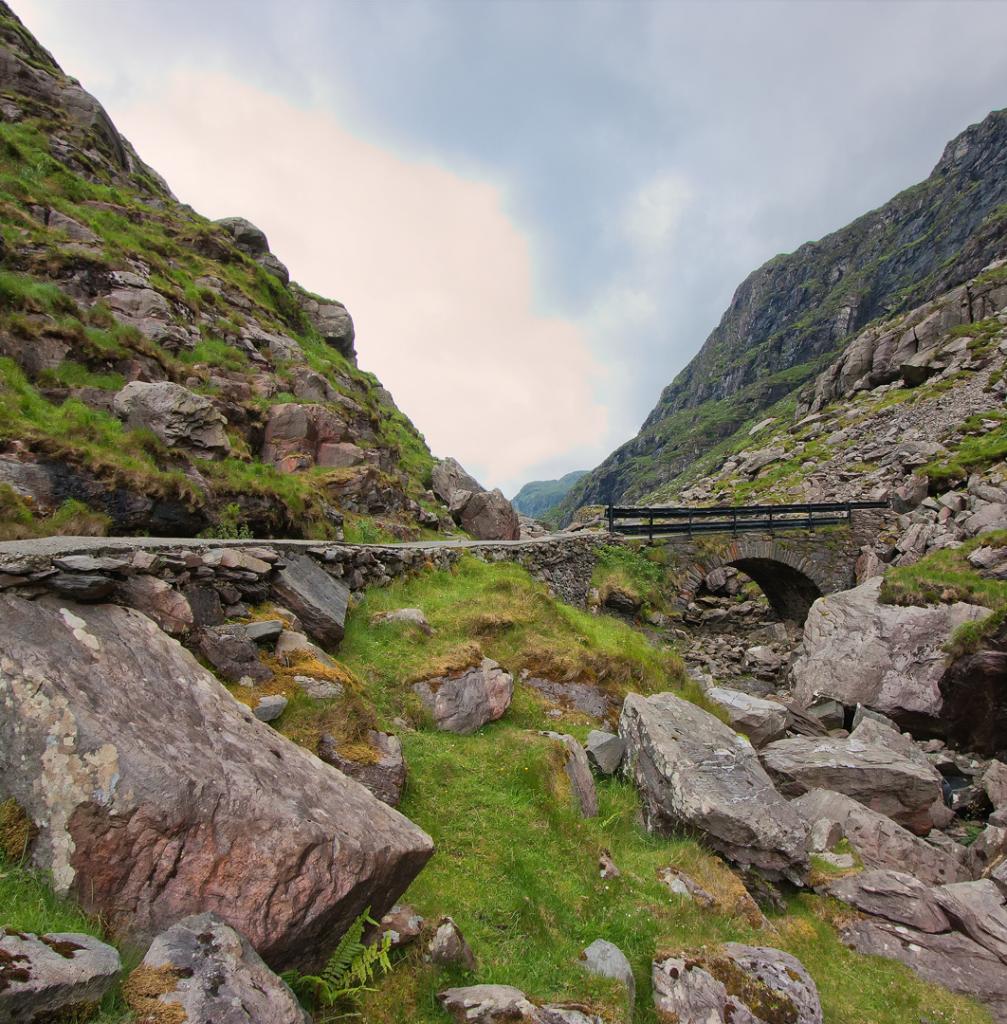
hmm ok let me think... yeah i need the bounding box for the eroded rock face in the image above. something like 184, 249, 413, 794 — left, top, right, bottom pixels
294, 288, 356, 363
413, 658, 514, 734
0, 594, 433, 967
760, 734, 943, 834
0, 930, 121, 1024
431, 457, 484, 505
126, 912, 309, 1024
652, 944, 822, 1024
619, 692, 809, 879
113, 381, 230, 457
791, 789, 966, 886
791, 578, 987, 732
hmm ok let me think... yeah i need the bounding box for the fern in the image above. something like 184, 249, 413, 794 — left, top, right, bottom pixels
283, 907, 394, 1019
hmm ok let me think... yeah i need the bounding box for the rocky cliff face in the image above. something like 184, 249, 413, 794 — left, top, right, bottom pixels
0, 3, 442, 541
562, 109, 1007, 517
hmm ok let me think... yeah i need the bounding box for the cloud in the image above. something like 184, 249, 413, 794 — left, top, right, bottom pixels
622, 173, 693, 252
100, 71, 609, 493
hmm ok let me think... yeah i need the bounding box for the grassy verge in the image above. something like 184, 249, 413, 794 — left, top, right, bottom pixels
880, 530, 1007, 655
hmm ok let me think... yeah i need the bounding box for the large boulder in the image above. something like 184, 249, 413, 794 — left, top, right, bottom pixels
934, 880, 1007, 964
791, 578, 987, 732
652, 944, 822, 1024
0, 931, 121, 1024
704, 686, 788, 747
581, 939, 634, 1007
270, 553, 350, 650
261, 403, 353, 473
790, 789, 966, 885
542, 732, 598, 817
457, 488, 521, 541
215, 215, 270, 256
413, 657, 513, 734
760, 734, 943, 834
113, 381, 230, 457
294, 288, 356, 363
431, 457, 484, 505
618, 692, 809, 879
125, 912, 308, 1024
0, 594, 433, 967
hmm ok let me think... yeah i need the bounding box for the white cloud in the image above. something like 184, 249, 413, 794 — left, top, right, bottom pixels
622, 173, 693, 251
95, 72, 610, 493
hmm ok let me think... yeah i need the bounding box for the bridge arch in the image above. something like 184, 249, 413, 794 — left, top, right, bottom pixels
672, 537, 842, 625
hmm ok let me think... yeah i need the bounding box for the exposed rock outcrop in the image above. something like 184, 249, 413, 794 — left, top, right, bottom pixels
791, 577, 987, 732
113, 381, 230, 457
0, 594, 433, 967
413, 657, 514, 734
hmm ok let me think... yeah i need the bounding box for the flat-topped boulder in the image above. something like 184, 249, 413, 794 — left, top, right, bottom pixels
619, 692, 809, 879
761, 733, 943, 834
704, 685, 788, 747
0, 594, 433, 967
270, 552, 350, 650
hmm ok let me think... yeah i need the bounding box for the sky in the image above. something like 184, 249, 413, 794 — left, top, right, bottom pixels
13, 0, 1007, 495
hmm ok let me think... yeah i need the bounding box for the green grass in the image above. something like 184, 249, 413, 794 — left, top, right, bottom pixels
922, 415, 1007, 489
591, 543, 671, 612
336, 556, 696, 727
178, 336, 250, 372
881, 530, 1007, 655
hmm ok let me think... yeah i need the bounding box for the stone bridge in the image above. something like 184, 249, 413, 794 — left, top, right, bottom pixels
653, 508, 891, 622
0, 507, 890, 624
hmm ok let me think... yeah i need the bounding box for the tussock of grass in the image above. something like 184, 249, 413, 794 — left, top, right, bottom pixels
0, 484, 110, 541
591, 544, 670, 613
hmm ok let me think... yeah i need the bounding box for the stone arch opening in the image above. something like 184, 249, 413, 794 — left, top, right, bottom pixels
726, 557, 822, 624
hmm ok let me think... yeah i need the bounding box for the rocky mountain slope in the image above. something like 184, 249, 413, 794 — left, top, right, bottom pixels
512, 469, 588, 519
0, 2, 450, 542
561, 109, 1007, 518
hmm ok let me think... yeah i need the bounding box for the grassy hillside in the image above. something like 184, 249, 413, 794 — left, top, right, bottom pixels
2, 556, 994, 1024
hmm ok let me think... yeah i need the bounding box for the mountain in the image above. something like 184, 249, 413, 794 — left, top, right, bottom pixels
560, 109, 1007, 519
511, 469, 588, 518
0, 1, 441, 542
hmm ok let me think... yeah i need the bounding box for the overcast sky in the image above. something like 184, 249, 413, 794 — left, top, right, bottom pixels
15, 0, 1007, 494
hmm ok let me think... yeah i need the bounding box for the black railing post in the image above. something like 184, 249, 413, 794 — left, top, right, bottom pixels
648, 514, 654, 543
808, 504, 814, 532
607, 504, 614, 534
768, 509, 773, 535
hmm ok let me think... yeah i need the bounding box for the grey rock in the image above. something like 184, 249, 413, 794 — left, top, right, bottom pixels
808, 817, 843, 852
542, 732, 598, 817
244, 619, 284, 643
851, 704, 898, 731
619, 691, 809, 879
581, 939, 634, 1006
373, 904, 424, 949
253, 694, 288, 722
984, 760, 1007, 809
791, 789, 966, 885
117, 574, 194, 636
658, 867, 717, 908
792, 578, 987, 728
198, 624, 273, 684
53, 555, 130, 574
113, 381, 230, 457
294, 288, 356, 362
935, 879, 1007, 963
431, 457, 484, 505
371, 607, 434, 635
585, 730, 625, 775
425, 917, 476, 971
705, 686, 788, 747
827, 870, 950, 932
0, 594, 433, 965
804, 698, 845, 731
292, 674, 344, 699
413, 657, 513, 734
46, 572, 115, 601
215, 216, 270, 256
967, 825, 1007, 880
458, 488, 521, 541
438, 985, 605, 1024
318, 730, 406, 806
0, 931, 120, 1024
761, 733, 943, 834
270, 553, 350, 650
842, 918, 1007, 1022
652, 943, 822, 1024
133, 912, 309, 1024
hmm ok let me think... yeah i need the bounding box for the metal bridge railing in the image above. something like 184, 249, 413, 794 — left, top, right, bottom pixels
605, 500, 890, 541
